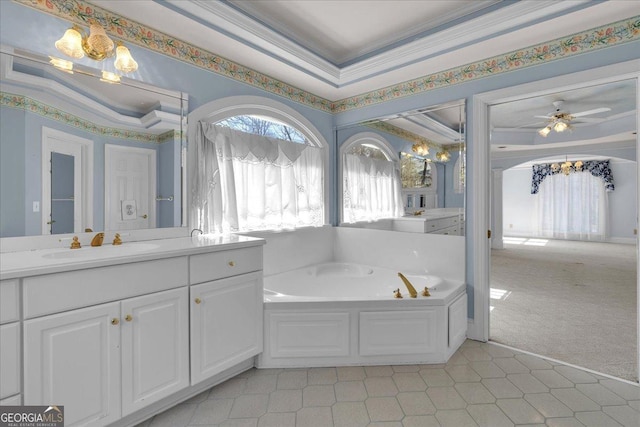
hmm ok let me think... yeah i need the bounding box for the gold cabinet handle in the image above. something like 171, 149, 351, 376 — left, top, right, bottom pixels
111, 318, 120, 325
141, 214, 148, 219
194, 297, 201, 304
228, 261, 235, 267
125, 314, 133, 322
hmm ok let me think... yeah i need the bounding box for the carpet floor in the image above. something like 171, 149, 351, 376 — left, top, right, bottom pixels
490, 238, 638, 382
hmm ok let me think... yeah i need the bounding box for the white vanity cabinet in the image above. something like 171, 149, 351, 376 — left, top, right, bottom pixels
189, 247, 263, 384
0, 279, 21, 405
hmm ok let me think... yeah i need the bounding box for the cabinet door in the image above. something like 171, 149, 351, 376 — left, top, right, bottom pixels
0, 322, 20, 399
190, 272, 263, 384
121, 288, 189, 416
24, 302, 121, 427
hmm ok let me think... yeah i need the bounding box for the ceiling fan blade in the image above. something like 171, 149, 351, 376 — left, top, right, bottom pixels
571, 107, 611, 117
534, 115, 552, 119
572, 117, 605, 123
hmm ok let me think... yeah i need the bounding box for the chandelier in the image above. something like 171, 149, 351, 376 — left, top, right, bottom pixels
435, 150, 450, 162
54, 24, 138, 75
551, 158, 583, 176
411, 142, 429, 156
538, 112, 572, 137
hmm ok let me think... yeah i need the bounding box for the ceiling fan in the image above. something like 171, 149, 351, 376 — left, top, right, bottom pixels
536, 100, 611, 137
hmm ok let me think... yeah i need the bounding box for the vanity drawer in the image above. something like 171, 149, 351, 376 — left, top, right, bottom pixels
0, 279, 19, 324
190, 246, 263, 284
23, 257, 188, 319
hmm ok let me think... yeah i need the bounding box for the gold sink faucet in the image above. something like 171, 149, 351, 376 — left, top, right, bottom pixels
398, 272, 418, 298
90, 232, 105, 247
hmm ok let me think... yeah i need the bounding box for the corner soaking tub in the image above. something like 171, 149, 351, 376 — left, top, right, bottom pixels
259, 261, 467, 368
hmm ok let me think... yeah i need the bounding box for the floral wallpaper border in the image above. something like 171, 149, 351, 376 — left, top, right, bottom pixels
16, 0, 640, 114
366, 121, 441, 150
1, 92, 178, 144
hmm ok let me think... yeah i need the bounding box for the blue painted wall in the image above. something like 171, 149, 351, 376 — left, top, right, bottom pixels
0, 106, 26, 237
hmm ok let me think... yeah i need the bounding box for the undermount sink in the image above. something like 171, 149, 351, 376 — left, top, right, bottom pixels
42, 243, 160, 260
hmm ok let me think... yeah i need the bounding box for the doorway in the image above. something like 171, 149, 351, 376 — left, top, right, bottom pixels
470, 61, 640, 382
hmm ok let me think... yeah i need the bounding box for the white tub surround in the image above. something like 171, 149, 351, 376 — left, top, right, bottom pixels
244, 227, 467, 368
0, 234, 265, 427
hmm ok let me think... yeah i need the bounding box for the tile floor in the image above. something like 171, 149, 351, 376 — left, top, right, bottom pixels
136, 340, 639, 427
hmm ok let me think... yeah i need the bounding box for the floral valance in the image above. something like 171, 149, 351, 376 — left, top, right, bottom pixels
531, 160, 615, 194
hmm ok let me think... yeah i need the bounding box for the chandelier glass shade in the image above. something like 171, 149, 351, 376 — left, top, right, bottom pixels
551, 158, 584, 176
54, 24, 138, 74
411, 142, 429, 156
435, 150, 451, 162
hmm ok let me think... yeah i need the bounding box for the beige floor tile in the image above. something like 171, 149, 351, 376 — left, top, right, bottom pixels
245, 375, 278, 394
209, 378, 248, 399
276, 371, 308, 390
419, 368, 454, 386
545, 418, 584, 427
600, 379, 640, 400
392, 365, 421, 373
462, 346, 493, 361
446, 364, 482, 382
514, 354, 553, 370
435, 409, 478, 427
401, 415, 440, 427
466, 403, 514, 427
364, 365, 394, 377
336, 366, 366, 381
575, 410, 623, 427
524, 392, 573, 418
506, 373, 549, 394
334, 381, 368, 402
228, 394, 269, 418
150, 403, 197, 427
550, 388, 600, 412
392, 372, 427, 391
455, 382, 496, 404
484, 344, 517, 358
396, 391, 436, 415
425, 386, 467, 410
482, 378, 523, 399
218, 419, 258, 427
496, 398, 545, 425
257, 412, 296, 427
469, 361, 507, 378
445, 351, 470, 365
494, 357, 530, 374
576, 383, 628, 406
183, 390, 210, 405
365, 397, 404, 421
553, 365, 598, 384
364, 376, 399, 396
628, 400, 640, 411
331, 401, 369, 427
267, 389, 302, 412
602, 405, 640, 427
307, 368, 337, 385
302, 385, 336, 406
295, 407, 333, 427
190, 399, 234, 424
530, 369, 574, 389
368, 422, 402, 427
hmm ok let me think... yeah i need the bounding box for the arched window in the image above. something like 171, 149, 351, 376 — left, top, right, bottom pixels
188, 96, 328, 233
340, 132, 403, 223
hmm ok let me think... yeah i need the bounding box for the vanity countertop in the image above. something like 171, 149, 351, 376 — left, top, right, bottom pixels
0, 234, 265, 280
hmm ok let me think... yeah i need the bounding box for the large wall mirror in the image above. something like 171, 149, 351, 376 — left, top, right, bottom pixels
0, 46, 187, 238
337, 100, 465, 236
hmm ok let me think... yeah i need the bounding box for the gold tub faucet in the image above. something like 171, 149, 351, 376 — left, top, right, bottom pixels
90, 232, 105, 247
397, 272, 418, 298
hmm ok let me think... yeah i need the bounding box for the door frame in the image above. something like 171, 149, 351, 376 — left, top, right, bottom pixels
469, 60, 640, 381
104, 144, 157, 231
41, 127, 93, 234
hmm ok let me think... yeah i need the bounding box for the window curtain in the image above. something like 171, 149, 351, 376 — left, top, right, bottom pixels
534, 172, 608, 241
191, 122, 324, 234
343, 153, 403, 222
531, 160, 615, 194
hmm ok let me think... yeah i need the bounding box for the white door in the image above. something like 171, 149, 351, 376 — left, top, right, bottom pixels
120, 288, 189, 416
190, 272, 263, 384
105, 145, 156, 231
41, 128, 93, 234
23, 303, 121, 427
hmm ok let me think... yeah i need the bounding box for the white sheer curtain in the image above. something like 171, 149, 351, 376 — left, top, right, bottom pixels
191, 122, 324, 233
534, 171, 607, 241
343, 153, 403, 222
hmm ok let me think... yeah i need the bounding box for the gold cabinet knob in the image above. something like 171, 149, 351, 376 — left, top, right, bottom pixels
125, 314, 133, 322
228, 261, 235, 267
111, 318, 120, 325
141, 214, 148, 219
194, 297, 202, 304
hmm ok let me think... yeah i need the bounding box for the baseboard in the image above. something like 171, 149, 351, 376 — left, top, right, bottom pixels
607, 237, 637, 245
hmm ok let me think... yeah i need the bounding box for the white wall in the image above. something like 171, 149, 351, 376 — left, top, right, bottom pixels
502, 159, 637, 242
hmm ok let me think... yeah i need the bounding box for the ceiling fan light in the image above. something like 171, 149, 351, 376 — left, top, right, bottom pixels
554, 121, 568, 132
55, 27, 84, 59
114, 44, 138, 73
538, 126, 551, 137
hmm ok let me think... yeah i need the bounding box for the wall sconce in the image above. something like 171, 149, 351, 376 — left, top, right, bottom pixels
435, 151, 450, 162
411, 142, 429, 156
55, 23, 138, 74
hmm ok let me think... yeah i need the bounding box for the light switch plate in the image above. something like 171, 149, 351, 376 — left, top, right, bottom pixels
33, 201, 40, 212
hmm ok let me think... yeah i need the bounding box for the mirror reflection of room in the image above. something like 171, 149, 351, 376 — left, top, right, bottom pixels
338, 100, 465, 235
